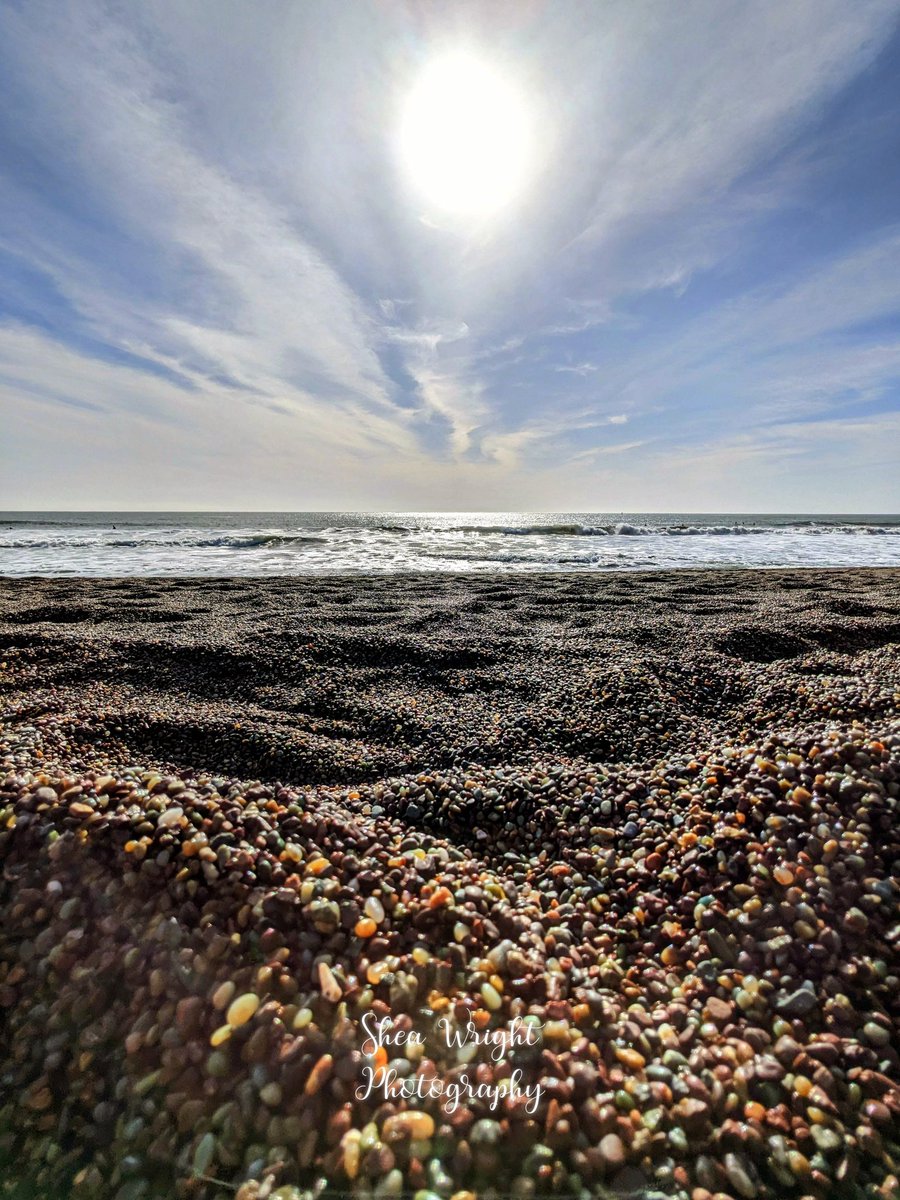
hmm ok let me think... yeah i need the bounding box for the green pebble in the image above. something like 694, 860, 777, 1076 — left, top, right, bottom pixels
133, 1070, 160, 1097
192, 1132, 216, 1176
374, 1169, 404, 1197
668, 1126, 688, 1153
811, 1126, 841, 1152
205, 1051, 230, 1078
863, 1021, 890, 1047
663, 1049, 688, 1070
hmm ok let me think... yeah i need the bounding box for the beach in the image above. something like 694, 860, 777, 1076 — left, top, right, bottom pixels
1, 570, 899, 1199
5, 0, 900, 1194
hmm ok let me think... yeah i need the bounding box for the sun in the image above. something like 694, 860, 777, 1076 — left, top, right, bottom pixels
399, 53, 532, 218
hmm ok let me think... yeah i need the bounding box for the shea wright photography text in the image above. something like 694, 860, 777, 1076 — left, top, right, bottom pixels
356, 1013, 545, 1115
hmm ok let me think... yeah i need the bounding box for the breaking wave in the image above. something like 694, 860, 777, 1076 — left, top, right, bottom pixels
2, 513, 899, 574
382, 521, 898, 537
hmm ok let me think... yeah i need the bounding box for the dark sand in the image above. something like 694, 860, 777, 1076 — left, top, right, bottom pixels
1, 571, 899, 1199
1, 570, 899, 786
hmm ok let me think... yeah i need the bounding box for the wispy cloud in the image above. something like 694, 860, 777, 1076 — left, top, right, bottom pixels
0, 3, 410, 431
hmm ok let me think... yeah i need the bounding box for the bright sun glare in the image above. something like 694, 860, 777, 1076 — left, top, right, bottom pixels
399, 53, 532, 218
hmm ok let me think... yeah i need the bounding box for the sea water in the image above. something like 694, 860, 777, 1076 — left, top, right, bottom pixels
1, 512, 899, 575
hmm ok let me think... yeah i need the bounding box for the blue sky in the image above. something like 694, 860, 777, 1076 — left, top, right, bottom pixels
1, 0, 900, 510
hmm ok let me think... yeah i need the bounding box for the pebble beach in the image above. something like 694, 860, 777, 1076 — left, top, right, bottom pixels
1, 570, 899, 1200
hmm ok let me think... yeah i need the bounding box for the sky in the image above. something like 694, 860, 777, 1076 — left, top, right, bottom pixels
1, 0, 900, 512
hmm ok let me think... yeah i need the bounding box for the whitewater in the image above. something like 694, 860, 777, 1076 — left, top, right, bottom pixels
1, 512, 898, 575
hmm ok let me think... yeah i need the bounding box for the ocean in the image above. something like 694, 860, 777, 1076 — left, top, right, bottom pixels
0, 511, 899, 575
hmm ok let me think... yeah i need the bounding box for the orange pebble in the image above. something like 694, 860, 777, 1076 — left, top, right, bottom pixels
355, 918, 377, 938
366, 961, 391, 985
615, 1046, 646, 1070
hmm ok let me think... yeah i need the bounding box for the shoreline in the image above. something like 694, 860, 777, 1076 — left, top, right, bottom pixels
3, 563, 900, 579
1, 571, 899, 1198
